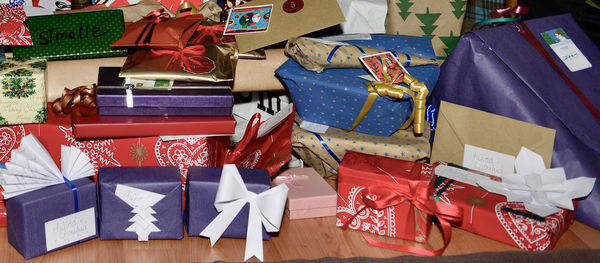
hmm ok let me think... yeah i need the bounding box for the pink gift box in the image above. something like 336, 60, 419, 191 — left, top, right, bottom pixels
272, 168, 337, 220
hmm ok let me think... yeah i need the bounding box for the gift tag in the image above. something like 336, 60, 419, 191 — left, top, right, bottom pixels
45, 208, 96, 251
463, 144, 515, 177
224, 4, 273, 35
541, 28, 592, 72
358, 52, 406, 84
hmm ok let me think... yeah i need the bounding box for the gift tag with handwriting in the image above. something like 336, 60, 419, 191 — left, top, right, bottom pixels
541, 28, 592, 72
463, 144, 515, 177
45, 208, 96, 251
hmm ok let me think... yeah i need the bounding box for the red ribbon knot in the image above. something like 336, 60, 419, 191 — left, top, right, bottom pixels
152, 45, 207, 71
491, 5, 529, 18
342, 180, 463, 256
193, 24, 226, 45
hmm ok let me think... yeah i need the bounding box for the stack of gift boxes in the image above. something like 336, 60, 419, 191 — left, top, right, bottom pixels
1, 0, 600, 260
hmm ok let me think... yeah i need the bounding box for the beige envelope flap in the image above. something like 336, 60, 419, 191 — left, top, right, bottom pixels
431, 101, 556, 168
234, 0, 345, 53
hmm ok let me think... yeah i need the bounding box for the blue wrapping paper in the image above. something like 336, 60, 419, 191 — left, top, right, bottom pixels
276, 34, 440, 136
185, 166, 270, 240
6, 178, 97, 259
431, 14, 600, 229
98, 166, 184, 240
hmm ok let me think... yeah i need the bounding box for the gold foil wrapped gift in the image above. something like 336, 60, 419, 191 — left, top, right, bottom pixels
285, 37, 438, 73
119, 43, 236, 82
292, 116, 431, 179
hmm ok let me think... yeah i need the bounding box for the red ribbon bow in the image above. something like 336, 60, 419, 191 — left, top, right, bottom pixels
192, 24, 226, 45
143, 8, 171, 22
343, 180, 463, 256
152, 45, 207, 71
491, 5, 529, 18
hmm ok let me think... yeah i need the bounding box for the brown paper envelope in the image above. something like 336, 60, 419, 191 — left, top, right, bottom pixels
430, 101, 556, 168
234, 0, 345, 53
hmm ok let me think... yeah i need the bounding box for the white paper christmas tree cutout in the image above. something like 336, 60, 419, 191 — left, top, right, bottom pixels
0, 134, 94, 198
115, 184, 165, 241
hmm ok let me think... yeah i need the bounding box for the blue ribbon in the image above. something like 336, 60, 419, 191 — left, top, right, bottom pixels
426, 103, 437, 131
327, 44, 367, 63
405, 54, 411, 67
294, 121, 342, 164
62, 177, 79, 212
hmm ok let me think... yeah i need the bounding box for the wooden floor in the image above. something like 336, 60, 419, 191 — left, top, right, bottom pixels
0, 215, 598, 263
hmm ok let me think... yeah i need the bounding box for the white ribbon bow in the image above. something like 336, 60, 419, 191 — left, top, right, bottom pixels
200, 164, 289, 261
477, 147, 596, 217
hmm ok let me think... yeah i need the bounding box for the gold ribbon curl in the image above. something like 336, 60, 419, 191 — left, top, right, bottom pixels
349, 63, 429, 135
51, 84, 98, 115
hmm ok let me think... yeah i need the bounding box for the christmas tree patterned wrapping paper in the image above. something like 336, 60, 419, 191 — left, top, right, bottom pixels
292, 116, 431, 179
0, 59, 47, 125
386, 0, 467, 58
12, 10, 126, 61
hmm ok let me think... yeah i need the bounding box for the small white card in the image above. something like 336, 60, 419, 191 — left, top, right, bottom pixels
541, 28, 592, 72
299, 120, 329, 134
322, 34, 372, 41
45, 208, 96, 251
463, 144, 515, 177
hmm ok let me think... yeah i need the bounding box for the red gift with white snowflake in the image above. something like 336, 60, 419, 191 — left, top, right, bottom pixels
431, 162, 575, 251
0, 104, 228, 190
336, 151, 463, 255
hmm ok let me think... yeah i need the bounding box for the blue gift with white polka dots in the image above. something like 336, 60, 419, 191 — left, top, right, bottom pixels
276, 34, 440, 136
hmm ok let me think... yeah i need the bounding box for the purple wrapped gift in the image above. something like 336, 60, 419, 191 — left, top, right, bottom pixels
431, 14, 600, 229
185, 166, 270, 240
7, 178, 97, 259
98, 166, 184, 240
96, 67, 233, 116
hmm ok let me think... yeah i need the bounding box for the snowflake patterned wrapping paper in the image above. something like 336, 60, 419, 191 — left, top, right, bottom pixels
12, 10, 127, 60
385, 0, 467, 58
276, 34, 440, 136
430, 14, 600, 230
0, 103, 228, 190
431, 162, 574, 250
97, 166, 184, 240
0, 59, 47, 125
292, 116, 430, 180
6, 178, 97, 259
336, 151, 434, 243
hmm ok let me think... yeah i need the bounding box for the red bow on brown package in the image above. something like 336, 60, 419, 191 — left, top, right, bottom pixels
111, 8, 204, 49
190, 24, 226, 45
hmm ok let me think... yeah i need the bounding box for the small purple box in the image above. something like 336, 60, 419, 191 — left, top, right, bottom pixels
6, 178, 97, 259
98, 166, 184, 240
96, 88, 234, 116
185, 166, 270, 240
96, 67, 234, 116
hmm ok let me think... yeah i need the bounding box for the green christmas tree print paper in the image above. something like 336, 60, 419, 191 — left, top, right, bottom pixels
0, 59, 47, 125
386, 0, 466, 58
12, 10, 127, 61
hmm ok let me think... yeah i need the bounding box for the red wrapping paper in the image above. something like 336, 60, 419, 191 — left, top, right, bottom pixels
432, 162, 574, 250
336, 151, 434, 242
0, 105, 228, 188
0, 199, 5, 227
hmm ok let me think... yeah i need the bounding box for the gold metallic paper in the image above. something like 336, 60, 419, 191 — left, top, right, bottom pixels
119, 43, 236, 82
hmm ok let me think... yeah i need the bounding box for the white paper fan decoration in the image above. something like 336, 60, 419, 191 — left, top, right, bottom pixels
0, 134, 94, 199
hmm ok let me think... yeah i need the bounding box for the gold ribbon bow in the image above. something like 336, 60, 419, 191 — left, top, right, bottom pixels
350, 62, 428, 135
51, 84, 97, 115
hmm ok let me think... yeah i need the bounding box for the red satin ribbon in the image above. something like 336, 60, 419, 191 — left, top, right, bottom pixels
514, 22, 600, 124
193, 24, 226, 44
491, 5, 529, 18
143, 8, 171, 22
151, 45, 207, 71
342, 179, 463, 256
